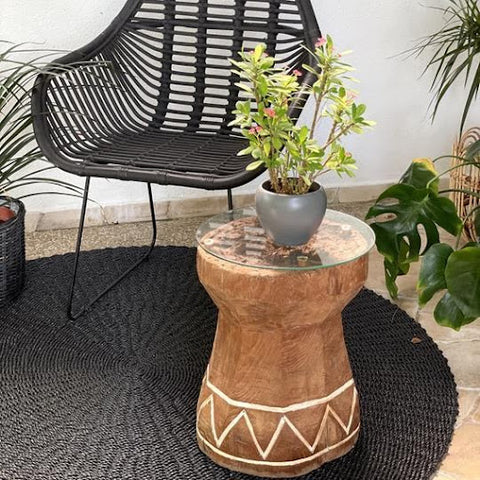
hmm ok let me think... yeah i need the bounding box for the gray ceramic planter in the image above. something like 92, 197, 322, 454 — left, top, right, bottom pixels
255, 181, 327, 246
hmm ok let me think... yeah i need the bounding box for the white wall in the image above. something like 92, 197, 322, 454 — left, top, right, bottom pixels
1, 0, 478, 214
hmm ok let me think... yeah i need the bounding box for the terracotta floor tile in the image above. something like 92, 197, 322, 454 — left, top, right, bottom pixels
439, 423, 480, 479
456, 390, 480, 427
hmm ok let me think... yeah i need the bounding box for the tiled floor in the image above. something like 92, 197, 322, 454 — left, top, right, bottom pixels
25, 202, 479, 479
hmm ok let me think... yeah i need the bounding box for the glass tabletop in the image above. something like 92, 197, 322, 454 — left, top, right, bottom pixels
196, 207, 375, 271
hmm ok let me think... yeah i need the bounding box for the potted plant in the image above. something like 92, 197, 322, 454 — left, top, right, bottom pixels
366, 0, 480, 330
367, 155, 480, 330
0, 42, 86, 305
229, 38, 374, 246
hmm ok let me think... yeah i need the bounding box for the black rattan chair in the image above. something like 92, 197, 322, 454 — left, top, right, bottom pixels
32, 0, 320, 319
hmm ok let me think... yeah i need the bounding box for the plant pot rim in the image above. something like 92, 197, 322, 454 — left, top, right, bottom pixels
259, 180, 323, 197
0, 196, 25, 228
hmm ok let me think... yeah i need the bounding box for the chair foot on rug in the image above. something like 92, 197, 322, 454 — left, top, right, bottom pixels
66, 178, 157, 321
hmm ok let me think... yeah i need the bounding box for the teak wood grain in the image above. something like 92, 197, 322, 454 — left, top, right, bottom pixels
196, 247, 369, 478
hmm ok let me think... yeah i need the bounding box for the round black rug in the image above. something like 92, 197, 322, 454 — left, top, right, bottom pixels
0, 246, 457, 480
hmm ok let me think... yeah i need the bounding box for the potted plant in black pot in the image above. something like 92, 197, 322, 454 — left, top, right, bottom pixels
230, 38, 374, 246
0, 42, 84, 306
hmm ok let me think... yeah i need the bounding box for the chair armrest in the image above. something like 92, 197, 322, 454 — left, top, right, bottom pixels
31, 0, 142, 174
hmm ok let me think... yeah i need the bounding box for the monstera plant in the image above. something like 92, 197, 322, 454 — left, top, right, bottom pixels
367, 153, 480, 330
369, 0, 480, 330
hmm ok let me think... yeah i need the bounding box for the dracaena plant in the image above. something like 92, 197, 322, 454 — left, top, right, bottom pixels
411, 0, 480, 132
229, 37, 374, 195
367, 152, 480, 330
0, 42, 101, 201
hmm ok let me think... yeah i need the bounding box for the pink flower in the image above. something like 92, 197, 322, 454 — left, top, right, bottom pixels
346, 91, 357, 104
255, 126, 263, 133
248, 127, 257, 134
293, 69, 303, 77
315, 37, 327, 48
264, 108, 276, 118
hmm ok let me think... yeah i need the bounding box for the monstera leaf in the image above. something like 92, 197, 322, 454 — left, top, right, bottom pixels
417, 243, 453, 307
434, 293, 476, 331
445, 246, 480, 319
417, 243, 479, 329
366, 158, 463, 298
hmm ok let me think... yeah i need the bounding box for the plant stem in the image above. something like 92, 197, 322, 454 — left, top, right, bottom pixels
310, 66, 330, 139
426, 160, 480, 189
326, 120, 339, 146
310, 94, 322, 139
322, 122, 354, 151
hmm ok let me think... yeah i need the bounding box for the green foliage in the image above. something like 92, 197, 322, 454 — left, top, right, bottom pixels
417, 243, 453, 307
366, 158, 463, 297
445, 246, 480, 318
368, 157, 480, 330
434, 292, 476, 330
411, 0, 480, 132
0, 42, 84, 199
474, 208, 480, 240
230, 37, 374, 194
418, 244, 479, 331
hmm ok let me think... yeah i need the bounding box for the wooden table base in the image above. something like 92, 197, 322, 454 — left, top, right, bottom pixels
196, 248, 368, 478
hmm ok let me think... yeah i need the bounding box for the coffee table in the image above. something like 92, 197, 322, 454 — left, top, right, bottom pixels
195, 207, 375, 478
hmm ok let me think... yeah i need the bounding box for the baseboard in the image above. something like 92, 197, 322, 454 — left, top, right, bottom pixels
24, 180, 448, 233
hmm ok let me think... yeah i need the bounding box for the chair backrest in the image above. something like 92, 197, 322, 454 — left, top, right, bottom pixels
101, 0, 320, 134
41, 0, 320, 142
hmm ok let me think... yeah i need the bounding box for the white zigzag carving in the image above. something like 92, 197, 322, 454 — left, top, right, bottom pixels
197, 376, 358, 461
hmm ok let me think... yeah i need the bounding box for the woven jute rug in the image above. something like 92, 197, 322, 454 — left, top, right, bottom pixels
0, 246, 457, 479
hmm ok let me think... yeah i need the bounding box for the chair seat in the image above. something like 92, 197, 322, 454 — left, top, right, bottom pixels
70, 129, 257, 188
84, 130, 249, 171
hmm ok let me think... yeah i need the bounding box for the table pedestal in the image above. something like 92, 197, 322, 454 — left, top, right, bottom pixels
196, 248, 368, 478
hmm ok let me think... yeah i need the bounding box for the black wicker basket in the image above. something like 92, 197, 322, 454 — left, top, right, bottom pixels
0, 196, 25, 306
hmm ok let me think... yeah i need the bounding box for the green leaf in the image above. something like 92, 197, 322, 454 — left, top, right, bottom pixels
465, 139, 480, 161
355, 104, 366, 117
370, 223, 410, 298
237, 145, 255, 156
246, 160, 264, 171
445, 246, 480, 318
399, 158, 439, 192
406, 0, 480, 131
434, 292, 476, 331
263, 142, 271, 156
235, 83, 254, 95
417, 243, 453, 307
367, 174, 462, 297
297, 125, 309, 143
474, 208, 480, 240
272, 137, 283, 150
254, 43, 265, 61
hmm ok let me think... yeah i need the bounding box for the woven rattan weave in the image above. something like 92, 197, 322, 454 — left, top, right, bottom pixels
0, 246, 457, 479
451, 127, 480, 242
0, 196, 25, 307
32, 0, 320, 188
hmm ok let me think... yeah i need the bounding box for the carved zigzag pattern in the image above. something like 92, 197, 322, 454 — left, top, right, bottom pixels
197, 378, 358, 461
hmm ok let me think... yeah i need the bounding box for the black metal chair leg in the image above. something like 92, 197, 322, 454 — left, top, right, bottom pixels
227, 188, 233, 210
67, 178, 157, 320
